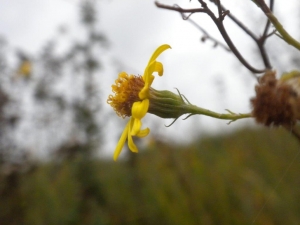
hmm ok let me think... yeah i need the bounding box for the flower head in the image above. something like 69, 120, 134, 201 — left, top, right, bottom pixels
107, 44, 171, 161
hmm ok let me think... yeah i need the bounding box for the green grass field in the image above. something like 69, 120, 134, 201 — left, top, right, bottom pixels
1, 127, 300, 225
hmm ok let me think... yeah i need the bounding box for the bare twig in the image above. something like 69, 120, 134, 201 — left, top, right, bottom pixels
215, 0, 223, 21
262, 0, 274, 37
255, 0, 300, 51
257, 0, 275, 69
154, 2, 207, 14
189, 19, 231, 51
175, 4, 230, 51
209, 0, 272, 69
155, 1, 266, 74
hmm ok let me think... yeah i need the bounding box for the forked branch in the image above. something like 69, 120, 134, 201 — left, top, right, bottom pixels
155, 1, 266, 73
254, 0, 300, 51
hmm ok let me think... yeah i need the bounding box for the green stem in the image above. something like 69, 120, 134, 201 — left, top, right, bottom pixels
148, 88, 252, 122
266, 13, 300, 51
184, 104, 252, 121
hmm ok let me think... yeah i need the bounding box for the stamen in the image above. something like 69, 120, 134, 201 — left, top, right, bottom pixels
107, 73, 144, 118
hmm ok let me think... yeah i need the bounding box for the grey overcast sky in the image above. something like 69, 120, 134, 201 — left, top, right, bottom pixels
0, 0, 299, 156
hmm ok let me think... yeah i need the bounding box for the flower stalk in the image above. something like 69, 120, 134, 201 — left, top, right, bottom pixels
148, 88, 252, 123
183, 105, 252, 121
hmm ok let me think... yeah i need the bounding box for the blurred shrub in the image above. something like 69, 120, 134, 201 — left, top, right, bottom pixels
1, 127, 300, 224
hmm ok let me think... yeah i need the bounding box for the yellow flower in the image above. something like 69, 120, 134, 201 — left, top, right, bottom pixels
17, 60, 32, 77
107, 44, 171, 161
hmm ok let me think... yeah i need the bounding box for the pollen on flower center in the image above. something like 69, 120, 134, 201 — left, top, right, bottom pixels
107, 72, 145, 118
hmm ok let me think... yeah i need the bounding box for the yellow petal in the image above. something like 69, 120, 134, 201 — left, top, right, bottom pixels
147, 44, 171, 65
139, 86, 150, 100
128, 121, 138, 153
143, 61, 155, 81
131, 99, 149, 119
113, 121, 130, 161
139, 73, 154, 99
142, 45, 170, 92
142, 65, 155, 84
131, 118, 142, 136
145, 61, 163, 77
136, 127, 150, 138
154, 62, 163, 76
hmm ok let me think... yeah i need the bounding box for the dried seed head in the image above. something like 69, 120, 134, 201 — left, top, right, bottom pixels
251, 71, 300, 126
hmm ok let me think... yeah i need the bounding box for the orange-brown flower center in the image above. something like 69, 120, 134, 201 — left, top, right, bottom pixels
107, 73, 145, 118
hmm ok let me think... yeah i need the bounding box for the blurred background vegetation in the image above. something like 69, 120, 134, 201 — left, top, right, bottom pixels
1, 128, 300, 225
0, 0, 300, 224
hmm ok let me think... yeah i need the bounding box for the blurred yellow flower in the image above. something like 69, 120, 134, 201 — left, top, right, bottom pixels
107, 44, 171, 161
17, 60, 32, 77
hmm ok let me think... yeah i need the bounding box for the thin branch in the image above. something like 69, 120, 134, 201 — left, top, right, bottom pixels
262, 0, 274, 37
222, 6, 257, 40
256, 0, 275, 69
155, 1, 266, 73
198, 0, 265, 73
156, 3, 230, 50
193, 22, 231, 51
255, 0, 300, 51
154, 2, 207, 14
178, 8, 231, 51
215, 0, 223, 21
209, 0, 272, 69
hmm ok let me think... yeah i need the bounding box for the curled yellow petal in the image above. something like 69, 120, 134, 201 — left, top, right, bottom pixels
154, 62, 163, 76
145, 61, 164, 78
132, 99, 149, 119
131, 118, 142, 136
147, 44, 171, 65
143, 61, 155, 80
113, 122, 130, 161
141, 45, 170, 98
142, 69, 155, 86
128, 121, 138, 153
139, 86, 149, 100
139, 77, 154, 99
136, 127, 150, 138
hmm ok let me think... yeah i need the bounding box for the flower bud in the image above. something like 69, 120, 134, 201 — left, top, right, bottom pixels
148, 88, 188, 119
